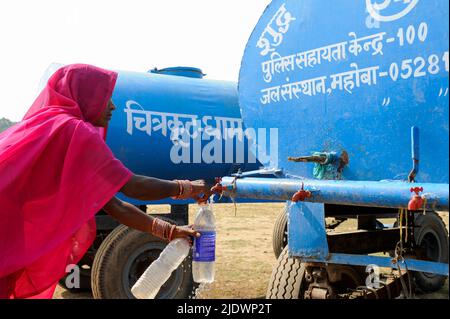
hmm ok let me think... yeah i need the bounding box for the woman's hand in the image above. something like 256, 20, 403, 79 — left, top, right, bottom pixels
189, 179, 213, 202
171, 225, 201, 245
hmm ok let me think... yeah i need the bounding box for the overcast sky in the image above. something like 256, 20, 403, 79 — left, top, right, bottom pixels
0, 0, 270, 122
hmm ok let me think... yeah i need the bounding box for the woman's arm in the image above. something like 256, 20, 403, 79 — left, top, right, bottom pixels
103, 196, 154, 233
119, 175, 179, 201
103, 196, 200, 241
119, 174, 211, 201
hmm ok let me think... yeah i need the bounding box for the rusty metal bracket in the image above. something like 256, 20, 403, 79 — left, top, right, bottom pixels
288, 154, 329, 164
288, 151, 349, 180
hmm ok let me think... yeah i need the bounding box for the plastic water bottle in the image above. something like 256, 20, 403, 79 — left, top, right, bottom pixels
131, 238, 190, 299
192, 204, 216, 283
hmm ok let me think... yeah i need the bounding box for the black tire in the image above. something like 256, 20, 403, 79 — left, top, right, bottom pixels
413, 211, 449, 293
272, 206, 288, 259
266, 246, 307, 299
267, 248, 369, 299
91, 224, 197, 299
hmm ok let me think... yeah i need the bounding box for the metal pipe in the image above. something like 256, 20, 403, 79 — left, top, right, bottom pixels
221, 177, 449, 210
304, 253, 449, 276
408, 126, 420, 182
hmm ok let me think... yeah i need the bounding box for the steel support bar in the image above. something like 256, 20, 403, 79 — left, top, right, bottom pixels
297, 253, 449, 276
327, 229, 400, 254
221, 177, 449, 210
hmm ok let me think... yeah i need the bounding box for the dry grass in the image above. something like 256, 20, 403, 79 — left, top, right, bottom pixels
53, 204, 448, 299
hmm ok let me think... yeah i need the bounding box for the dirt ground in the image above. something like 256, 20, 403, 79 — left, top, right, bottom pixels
53, 203, 449, 299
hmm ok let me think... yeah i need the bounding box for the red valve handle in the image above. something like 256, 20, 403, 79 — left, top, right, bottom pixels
410, 187, 423, 195
291, 183, 312, 202
408, 187, 424, 210
210, 177, 229, 194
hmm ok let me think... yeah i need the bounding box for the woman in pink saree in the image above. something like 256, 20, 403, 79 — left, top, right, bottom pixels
0, 64, 209, 299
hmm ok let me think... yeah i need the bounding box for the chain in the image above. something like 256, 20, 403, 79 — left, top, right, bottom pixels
399, 208, 405, 252
392, 208, 414, 298
231, 176, 238, 216
405, 209, 409, 244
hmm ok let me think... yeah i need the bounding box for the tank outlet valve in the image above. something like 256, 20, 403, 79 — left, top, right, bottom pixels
292, 182, 312, 202
408, 187, 424, 210
211, 177, 235, 195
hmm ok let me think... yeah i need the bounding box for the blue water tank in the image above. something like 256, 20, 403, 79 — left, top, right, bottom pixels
107, 67, 260, 204
239, 0, 449, 183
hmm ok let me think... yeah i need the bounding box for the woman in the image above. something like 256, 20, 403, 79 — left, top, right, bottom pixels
0, 64, 211, 299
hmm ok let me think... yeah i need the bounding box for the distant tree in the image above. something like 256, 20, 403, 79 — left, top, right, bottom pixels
0, 117, 17, 133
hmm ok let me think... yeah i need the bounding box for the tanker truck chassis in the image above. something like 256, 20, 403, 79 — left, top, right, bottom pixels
221, 175, 448, 299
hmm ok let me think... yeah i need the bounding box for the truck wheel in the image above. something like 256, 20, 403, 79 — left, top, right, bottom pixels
266, 246, 307, 299
91, 224, 197, 299
267, 249, 366, 299
272, 206, 288, 259
413, 211, 449, 293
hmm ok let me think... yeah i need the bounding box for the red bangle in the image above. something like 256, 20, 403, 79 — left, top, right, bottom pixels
171, 180, 193, 199
151, 218, 172, 241
171, 180, 183, 199
151, 218, 156, 233
177, 180, 183, 196
168, 224, 177, 241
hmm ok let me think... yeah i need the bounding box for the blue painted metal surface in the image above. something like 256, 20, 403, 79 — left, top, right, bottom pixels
106, 68, 261, 205
288, 201, 328, 259
222, 177, 449, 210
409, 126, 420, 181
298, 254, 449, 277
411, 126, 419, 163
239, 0, 449, 183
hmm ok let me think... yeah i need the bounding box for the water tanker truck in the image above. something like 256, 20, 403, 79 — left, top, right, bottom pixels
218, 0, 449, 299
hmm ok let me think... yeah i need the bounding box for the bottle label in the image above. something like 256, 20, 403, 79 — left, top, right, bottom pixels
193, 231, 216, 262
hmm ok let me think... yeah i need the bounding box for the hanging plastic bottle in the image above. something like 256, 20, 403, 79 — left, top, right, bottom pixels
131, 238, 190, 299
192, 203, 216, 283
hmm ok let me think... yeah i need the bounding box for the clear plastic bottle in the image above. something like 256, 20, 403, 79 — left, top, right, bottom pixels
131, 238, 190, 299
192, 204, 216, 283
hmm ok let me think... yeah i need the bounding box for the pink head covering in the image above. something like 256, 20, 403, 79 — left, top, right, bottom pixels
0, 64, 133, 298
24, 64, 117, 123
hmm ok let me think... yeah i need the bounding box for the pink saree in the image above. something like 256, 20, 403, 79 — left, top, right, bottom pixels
0, 64, 133, 298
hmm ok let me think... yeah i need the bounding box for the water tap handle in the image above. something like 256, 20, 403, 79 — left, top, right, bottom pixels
210, 177, 228, 194
410, 186, 423, 195
292, 182, 312, 202
408, 186, 424, 210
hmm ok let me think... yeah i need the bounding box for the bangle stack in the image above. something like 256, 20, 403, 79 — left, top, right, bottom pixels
171, 180, 194, 199
168, 224, 177, 241
151, 218, 175, 241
